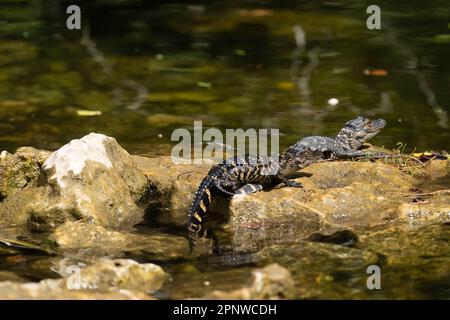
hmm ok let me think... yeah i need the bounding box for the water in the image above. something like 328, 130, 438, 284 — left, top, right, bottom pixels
0, 0, 449, 299
0, 1, 448, 154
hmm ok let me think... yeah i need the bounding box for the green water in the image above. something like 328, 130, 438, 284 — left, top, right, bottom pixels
0, 0, 449, 299
0, 0, 448, 154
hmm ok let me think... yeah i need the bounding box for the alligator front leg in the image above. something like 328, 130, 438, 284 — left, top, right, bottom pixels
332, 149, 390, 159
284, 179, 303, 188
331, 149, 366, 158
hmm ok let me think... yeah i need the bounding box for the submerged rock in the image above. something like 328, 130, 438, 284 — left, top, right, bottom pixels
51, 221, 190, 259
205, 263, 295, 299
258, 241, 380, 299
0, 281, 152, 300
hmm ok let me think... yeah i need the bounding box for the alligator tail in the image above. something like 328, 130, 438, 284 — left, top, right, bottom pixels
187, 168, 219, 251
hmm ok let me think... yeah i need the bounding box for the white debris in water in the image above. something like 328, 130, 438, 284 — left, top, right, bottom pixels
327, 98, 339, 106
292, 25, 306, 49
43, 133, 113, 187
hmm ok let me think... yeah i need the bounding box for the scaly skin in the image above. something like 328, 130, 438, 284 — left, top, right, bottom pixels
187, 116, 387, 250
286, 116, 387, 159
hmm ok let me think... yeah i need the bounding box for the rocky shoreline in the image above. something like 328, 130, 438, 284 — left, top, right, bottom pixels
0, 133, 449, 299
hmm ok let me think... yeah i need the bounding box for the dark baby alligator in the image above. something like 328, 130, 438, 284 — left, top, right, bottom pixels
187, 116, 387, 249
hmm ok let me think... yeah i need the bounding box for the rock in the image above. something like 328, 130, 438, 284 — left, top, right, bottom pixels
0, 281, 152, 300
163, 264, 255, 299
357, 222, 450, 291
289, 161, 414, 227
1, 133, 149, 231
223, 161, 414, 249
131, 156, 449, 252
415, 157, 450, 179
0, 185, 44, 228
258, 241, 380, 299
51, 221, 190, 259
225, 188, 323, 251
398, 195, 450, 225
0, 147, 51, 201
133, 155, 210, 226
47, 258, 166, 293
205, 263, 295, 299
0, 271, 28, 283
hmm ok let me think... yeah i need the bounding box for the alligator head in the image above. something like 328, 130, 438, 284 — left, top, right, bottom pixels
336, 116, 386, 150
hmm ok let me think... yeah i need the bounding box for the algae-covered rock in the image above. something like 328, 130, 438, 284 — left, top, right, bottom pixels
0, 147, 51, 200
1, 133, 149, 231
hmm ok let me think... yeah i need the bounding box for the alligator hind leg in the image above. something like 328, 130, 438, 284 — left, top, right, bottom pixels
234, 183, 263, 195
214, 183, 236, 196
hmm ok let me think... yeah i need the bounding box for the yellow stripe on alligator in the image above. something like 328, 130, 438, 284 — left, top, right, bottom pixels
205, 188, 211, 199
200, 201, 207, 212
194, 213, 202, 222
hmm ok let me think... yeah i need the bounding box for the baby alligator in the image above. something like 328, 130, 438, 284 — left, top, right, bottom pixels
187, 116, 387, 249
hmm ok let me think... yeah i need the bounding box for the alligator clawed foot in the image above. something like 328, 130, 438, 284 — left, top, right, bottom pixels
285, 180, 303, 188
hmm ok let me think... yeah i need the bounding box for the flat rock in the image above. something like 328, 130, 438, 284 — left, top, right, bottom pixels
398, 194, 450, 225
51, 221, 191, 260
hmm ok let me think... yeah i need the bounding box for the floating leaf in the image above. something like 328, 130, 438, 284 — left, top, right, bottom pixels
364, 69, 388, 76
234, 49, 247, 56
76, 110, 102, 116
432, 34, 450, 43
197, 81, 212, 88
276, 81, 295, 91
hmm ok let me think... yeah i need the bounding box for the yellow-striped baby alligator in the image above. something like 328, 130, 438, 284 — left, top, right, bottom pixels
187, 116, 387, 250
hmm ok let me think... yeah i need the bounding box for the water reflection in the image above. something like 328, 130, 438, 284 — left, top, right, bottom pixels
0, 1, 448, 154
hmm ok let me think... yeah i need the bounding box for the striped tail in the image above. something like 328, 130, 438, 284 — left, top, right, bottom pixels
187, 170, 218, 251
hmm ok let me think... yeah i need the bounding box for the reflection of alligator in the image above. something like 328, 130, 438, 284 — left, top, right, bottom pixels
187, 116, 387, 250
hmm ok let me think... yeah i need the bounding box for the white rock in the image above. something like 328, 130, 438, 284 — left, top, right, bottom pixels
43, 133, 113, 187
